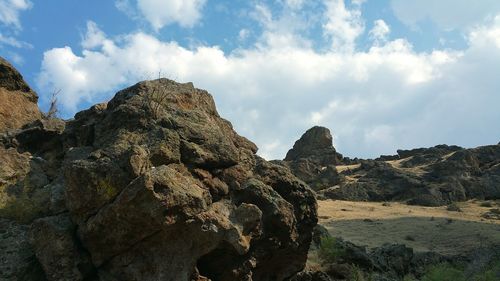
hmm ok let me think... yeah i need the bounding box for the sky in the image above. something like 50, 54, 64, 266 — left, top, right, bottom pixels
1, 0, 500, 160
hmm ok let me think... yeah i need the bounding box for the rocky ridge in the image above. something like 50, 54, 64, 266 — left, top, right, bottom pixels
0, 57, 317, 281
284, 128, 500, 206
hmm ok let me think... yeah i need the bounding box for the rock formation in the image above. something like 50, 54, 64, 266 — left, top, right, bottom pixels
0, 57, 42, 132
284, 127, 500, 206
0, 57, 317, 281
277, 127, 343, 191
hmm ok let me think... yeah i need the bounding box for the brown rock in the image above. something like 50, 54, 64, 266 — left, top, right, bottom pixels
1, 58, 317, 281
282, 127, 342, 191
0, 57, 41, 132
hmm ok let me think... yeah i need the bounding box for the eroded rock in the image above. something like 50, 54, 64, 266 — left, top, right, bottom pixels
0, 57, 42, 132
0, 74, 317, 281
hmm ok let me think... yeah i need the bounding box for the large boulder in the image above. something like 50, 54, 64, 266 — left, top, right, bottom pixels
0, 72, 318, 281
0, 57, 42, 132
60, 79, 317, 281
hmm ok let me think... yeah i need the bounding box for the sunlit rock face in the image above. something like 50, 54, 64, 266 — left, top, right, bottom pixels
0, 57, 42, 132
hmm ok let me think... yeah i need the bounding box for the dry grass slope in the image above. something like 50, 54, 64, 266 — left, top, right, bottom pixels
318, 200, 500, 256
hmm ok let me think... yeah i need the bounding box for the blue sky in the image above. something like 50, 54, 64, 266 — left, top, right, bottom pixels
1, 0, 500, 159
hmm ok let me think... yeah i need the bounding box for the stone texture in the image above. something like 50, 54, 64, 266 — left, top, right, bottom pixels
282, 128, 500, 205
0, 56, 41, 132
1, 63, 318, 281
281, 127, 343, 191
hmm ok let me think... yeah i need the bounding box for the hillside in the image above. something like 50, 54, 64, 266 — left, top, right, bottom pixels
279, 126, 500, 207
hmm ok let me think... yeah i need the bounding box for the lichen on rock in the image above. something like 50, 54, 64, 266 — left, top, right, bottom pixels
0, 59, 318, 281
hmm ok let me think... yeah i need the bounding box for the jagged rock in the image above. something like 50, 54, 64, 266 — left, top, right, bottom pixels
0, 74, 318, 281
284, 127, 340, 164
306, 140, 500, 205
1, 59, 317, 281
0, 57, 42, 132
370, 244, 413, 277
0, 146, 51, 223
29, 214, 95, 281
0, 218, 46, 281
397, 144, 463, 162
282, 127, 342, 191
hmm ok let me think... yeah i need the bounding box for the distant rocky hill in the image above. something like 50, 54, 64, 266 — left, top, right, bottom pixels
282, 127, 500, 206
0, 57, 317, 281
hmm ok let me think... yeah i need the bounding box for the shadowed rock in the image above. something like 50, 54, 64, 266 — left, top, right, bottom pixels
281, 127, 343, 191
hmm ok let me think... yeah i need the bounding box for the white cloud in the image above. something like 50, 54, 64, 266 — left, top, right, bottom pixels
37, 7, 500, 160
0, 32, 32, 48
284, 0, 305, 10
391, 0, 500, 31
0, 0, 32, 29
81, 21, 109, 49
116, 0, 206, 30
369, 19, 390, 44
323, 0, 365, 52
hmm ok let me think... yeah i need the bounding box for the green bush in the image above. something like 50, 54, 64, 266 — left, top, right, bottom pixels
318, 236, 345, 264
421, 264, 466, 281
349, 265, 372, 281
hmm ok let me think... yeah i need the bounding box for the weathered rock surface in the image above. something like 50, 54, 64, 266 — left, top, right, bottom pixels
284, 127, 500, 206
0, 60, 318, 281
279, 127, 343, 191
0, 57, 42, 132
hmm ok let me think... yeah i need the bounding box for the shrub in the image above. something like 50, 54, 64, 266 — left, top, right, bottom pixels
349, 265, 371, 281
421, 264, 466, 281
318, 236, 345, 264
480, 202, 493, 207
44, 89, 60, 118
446, 202, 462, 212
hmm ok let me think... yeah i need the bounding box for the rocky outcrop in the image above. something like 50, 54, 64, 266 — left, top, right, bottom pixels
0, 57, 42, 132
283, 127, 500, 206
327, 144, 500, 205
279, 127, 343, 191
306, 227, 449, 281
0, 60, 317, 281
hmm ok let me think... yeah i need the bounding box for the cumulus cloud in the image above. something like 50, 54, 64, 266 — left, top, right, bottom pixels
323, 0, 365, 51
0, 0, 32, 29
116, 0, 206, 30
391, 0, 500, 31
37, 2, 500, 160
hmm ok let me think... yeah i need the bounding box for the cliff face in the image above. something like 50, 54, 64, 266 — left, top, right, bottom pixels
0, 60, 317, 281
0, 57, 42, 132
